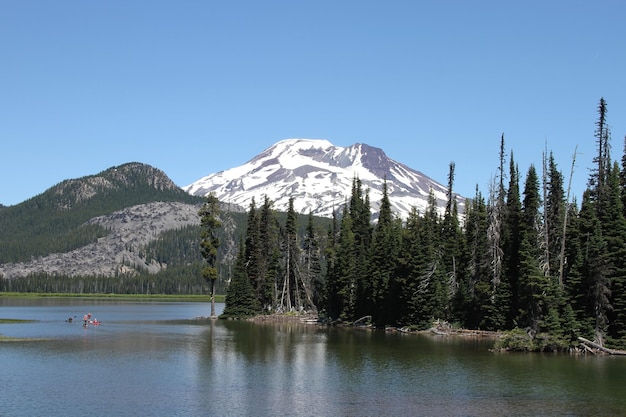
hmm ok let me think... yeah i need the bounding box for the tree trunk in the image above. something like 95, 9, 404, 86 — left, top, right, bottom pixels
578, 337, 626, 355
210, 279, 216, 318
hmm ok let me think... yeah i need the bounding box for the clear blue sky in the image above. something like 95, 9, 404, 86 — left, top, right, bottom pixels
2, 1, 625, 206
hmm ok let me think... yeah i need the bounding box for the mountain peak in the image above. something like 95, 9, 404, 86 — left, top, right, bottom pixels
185, 139, 463, 219
47, 162, 178, 209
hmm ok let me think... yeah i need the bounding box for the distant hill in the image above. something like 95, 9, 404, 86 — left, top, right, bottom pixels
0, 162, 328, 289
0, 162, 203, 266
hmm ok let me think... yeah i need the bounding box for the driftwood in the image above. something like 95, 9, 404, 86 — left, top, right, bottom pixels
353, 315, 372, 326
578, 337, 626, 355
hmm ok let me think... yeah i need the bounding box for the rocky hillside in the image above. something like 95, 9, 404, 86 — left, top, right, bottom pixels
0, 202, 201, 279
0, 162, 210, 279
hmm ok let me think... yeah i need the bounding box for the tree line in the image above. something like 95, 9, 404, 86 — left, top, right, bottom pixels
218, 98, 626, 351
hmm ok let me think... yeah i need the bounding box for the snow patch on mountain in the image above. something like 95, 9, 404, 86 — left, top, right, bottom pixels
185, 139, 464, 219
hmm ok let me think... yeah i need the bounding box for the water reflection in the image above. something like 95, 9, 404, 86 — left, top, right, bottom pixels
2, 299, 626, 416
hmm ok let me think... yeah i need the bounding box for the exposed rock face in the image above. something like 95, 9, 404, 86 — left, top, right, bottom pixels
51, 162, 182, 210
0, 202, 200, 279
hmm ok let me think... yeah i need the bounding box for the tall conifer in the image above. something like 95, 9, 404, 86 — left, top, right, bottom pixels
370, 179, 399, 326
302, 212, 322, 312
503, 153, 521, 327
198, 193, 222, 318
222, 239, 259, 318
517, 165, 547, 332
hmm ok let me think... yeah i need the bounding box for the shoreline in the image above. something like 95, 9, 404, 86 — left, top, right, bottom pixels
244, 312, 500, 338
0, 292, 223, 303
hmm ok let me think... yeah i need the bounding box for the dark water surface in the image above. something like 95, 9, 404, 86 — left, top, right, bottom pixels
1, 297, 625, 416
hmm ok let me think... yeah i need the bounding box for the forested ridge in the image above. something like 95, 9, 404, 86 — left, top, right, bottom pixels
221, 98, 626, 351
0, 162, 203, 263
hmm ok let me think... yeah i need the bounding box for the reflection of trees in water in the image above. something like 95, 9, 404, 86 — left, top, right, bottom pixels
194, 321, 626, 417
215, 320, 326, 364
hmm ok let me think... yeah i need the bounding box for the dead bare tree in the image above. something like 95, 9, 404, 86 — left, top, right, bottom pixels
558, 146, 578, 288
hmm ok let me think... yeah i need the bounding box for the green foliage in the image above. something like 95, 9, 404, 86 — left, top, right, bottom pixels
199, 194, 222, 289
0, 162, 203, 263
221, 240, 260, 318
8, 98, 626, 352
493, 328, 535, 351
494, 328, 571, 352
0, 264, 208, 295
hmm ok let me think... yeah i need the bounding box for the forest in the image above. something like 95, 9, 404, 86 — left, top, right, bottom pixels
219, 98, 626, 351
2, 98, 624, 351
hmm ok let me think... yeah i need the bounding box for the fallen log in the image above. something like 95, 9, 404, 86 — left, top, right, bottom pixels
353, 315, 372, 326
577, 337, 626, 355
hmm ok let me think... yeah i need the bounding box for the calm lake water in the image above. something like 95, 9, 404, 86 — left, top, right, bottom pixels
1, 297, 626, 417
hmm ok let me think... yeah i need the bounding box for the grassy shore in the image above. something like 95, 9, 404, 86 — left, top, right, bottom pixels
0, 292, 225, 303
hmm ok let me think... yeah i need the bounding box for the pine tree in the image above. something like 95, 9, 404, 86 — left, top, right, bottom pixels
563, 199, 585, 328
198, 193, 222, 318
589, 97, 610, 201
222, 239, 259, 318
302, 212, 322, 311
322, 210, 340, 318
334, 205, 357, 321
542, 153, 576, 339
244, 198, 262, 303
369, 179, 400, 326
412, 189, 447, 327
258, 196, 281, 310
501, 153, 521, 328
581, 198, 612, 346
602, 163, 626, 345
278, 198, 297, 311
489, 135, 506, 293
349, 177, 373, 319
397, 207, 422, 325
621, 136, 626, 213
441, 162, 464, 322
516, 165, 548, 333
460, 187, 492, 329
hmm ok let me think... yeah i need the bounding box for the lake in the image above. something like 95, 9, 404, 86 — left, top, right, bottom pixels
1, 297, 625, 416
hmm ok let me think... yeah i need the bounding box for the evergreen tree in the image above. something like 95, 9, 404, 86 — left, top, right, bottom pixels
516, 165, 547, 332
489, 135, 506, 293
603, 163, 626, 344
397, 207, 422, 325
460, 187, 491, 329
369, 179, 400, 326
322, 210, 340, 318
333, 205, 357, 321
258, 196, 281, 310
580, 194, 612, 345
621, 136, 626, 213
222, 239, 259, 318
503, 153, 522, 328
542, 153, 577, 340
441, 162, 464, 322
302, 211, 322, 312
279, 197, 314, 312
411, 189, 447, 327
563, 198, 585, 326
349, 177, 373, 319
244, 198, 262, 303
545, 153, 566, 278
588, 97, 610, 203
198, 193, 222, 318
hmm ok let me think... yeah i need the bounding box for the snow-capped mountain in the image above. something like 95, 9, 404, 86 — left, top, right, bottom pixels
184, 139, 464, 219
